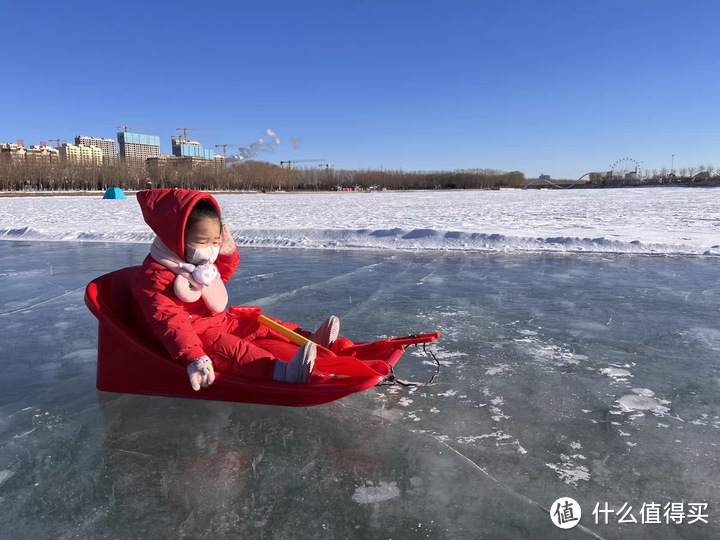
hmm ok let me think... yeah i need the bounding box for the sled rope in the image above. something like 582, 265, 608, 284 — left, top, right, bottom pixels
378, 340, 441, 387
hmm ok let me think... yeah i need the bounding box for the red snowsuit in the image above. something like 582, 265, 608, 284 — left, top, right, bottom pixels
130, 188, 306, 380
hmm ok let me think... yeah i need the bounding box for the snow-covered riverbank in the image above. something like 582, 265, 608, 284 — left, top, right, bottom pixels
1, 187, 717, 255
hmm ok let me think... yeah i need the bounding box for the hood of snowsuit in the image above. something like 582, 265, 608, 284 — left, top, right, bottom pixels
136, 189, 222, 260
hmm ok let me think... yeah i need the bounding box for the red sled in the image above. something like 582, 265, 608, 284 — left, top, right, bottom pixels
84, 267, 441, 407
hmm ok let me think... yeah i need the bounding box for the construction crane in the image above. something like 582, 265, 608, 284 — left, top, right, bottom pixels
318, 163, 354, 169
116, 124, 160, 133
280, 159, 326, 169
172, 134, 212, 143
215, 144, 253, 158
176, 126, 223, 141
48, 137, 70, 148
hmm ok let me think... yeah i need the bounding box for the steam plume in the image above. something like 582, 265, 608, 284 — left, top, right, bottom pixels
227, 128, 282, 162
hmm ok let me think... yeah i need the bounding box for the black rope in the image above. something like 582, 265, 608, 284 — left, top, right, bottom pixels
377, 341, 441, 387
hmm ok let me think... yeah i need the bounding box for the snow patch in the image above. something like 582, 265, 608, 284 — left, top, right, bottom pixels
352, 482, 400, 504
546, 462, 591, 487
485, 364, 512, 376
600, 367, 633, 379
398, 397, 413, 407
617, 395, 671, 416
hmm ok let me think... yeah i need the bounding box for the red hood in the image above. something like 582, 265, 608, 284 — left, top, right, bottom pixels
137, 189, 222, 258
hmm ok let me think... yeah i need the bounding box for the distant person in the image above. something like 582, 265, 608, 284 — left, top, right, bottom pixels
130, 189, 340, 390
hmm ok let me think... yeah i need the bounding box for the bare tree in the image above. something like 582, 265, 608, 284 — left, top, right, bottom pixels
688, 167, 697, 177
0, 158, 527, 192
679, 167, 688, 178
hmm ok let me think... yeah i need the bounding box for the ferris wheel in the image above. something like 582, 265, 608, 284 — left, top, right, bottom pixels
610, 158, 640, 179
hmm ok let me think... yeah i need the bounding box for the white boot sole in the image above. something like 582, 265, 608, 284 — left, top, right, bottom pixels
286, 342, 317, 384
313, 316, 340, 348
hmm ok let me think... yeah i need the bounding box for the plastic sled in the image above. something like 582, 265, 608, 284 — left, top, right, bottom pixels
84, 267, 440, 407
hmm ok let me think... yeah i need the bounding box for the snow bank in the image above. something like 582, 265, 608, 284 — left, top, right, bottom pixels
1, 188, 718, 256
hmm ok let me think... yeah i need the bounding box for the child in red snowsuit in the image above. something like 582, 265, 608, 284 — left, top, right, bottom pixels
130, 189, 340, 390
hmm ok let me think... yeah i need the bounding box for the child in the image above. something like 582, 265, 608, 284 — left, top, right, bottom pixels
130, 188, 340, 391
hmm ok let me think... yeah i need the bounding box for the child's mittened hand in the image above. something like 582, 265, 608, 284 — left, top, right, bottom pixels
219, 224, 237, 256
187, 355, 216, 391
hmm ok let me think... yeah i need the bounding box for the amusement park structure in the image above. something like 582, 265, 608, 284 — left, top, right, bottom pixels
523, 172, 595, 189
610, 158, 641, 181
524, 157, 645, 189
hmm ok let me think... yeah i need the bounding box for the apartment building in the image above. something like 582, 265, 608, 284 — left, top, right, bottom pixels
117, 132, 161, 167
171, 138, 215, 160
59, 143, 103, 165
75, 136, 119, 165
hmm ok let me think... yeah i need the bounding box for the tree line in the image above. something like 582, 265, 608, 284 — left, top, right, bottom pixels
0, 160, 526, 192
584, 164, 718, 187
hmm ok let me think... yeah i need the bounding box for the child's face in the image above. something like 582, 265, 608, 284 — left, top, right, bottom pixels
185, 218, 222, 253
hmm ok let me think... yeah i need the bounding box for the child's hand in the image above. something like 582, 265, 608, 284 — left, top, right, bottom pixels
219, 224, 237, 256
187, 356, 216, 391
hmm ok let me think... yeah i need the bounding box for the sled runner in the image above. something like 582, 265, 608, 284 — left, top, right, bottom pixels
85, 267, 441, 407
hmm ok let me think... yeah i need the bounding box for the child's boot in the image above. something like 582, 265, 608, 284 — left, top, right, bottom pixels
311, 316, 340, 348
273, 342, 316, 384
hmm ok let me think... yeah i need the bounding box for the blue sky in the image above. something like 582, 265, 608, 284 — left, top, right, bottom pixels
2, 1, 718, 178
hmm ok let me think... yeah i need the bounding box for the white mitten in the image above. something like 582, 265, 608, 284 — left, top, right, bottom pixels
187, 355, 215, 391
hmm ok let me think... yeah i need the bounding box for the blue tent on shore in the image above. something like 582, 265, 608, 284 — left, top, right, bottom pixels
103, 187, 126, 199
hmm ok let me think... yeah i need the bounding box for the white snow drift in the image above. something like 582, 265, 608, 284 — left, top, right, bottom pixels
0, 188, 718, 255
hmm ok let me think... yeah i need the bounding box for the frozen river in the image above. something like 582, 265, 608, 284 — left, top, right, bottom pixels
1, 240, 719, 539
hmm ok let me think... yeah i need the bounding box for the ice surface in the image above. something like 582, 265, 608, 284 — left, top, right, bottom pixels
1, 241, 719, 538
2, 188, 720, 255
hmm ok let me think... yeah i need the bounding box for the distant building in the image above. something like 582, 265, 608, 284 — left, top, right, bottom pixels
146, 154, 169, 170
214, 154, 226, 169
118, 132, 161, 167
75, 136, 118, 165
539, 174, 551, 181
2, 142, 61, 164
147, 154, 208, 172
59, 143, 81, 162
26, 145, 59, 163
59, 143, 103, 165
1, 143, 27, 163
171, 138, 215, 161
80, 145, 103, 166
